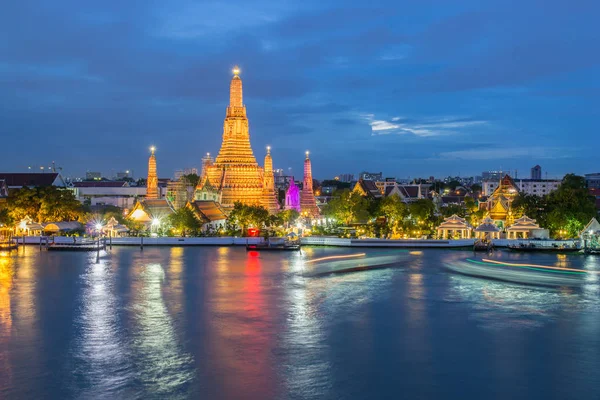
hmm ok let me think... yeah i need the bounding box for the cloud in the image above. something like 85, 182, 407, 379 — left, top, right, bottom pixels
436, 147, 574, 161
364, 114, 488, 137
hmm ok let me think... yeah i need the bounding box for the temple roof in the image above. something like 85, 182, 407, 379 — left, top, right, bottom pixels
188, 201, 227, 222
438, 214, 472, 229
506, 215, 541, 231
354, 179, 382, 199
475, 217, 500, 232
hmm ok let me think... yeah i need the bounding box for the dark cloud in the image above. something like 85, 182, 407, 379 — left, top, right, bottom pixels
1, 0, 599, 179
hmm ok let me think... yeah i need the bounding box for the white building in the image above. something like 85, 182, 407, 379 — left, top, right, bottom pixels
71, 182, 167, 209
483, 179, 560, 197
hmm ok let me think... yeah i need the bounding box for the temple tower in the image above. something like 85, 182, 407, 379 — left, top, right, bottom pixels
261, 146, 280, 213
146, 146, 159, 199
285, 177, 301, 212
196, 66, 265, 212
300, 151, 320, 216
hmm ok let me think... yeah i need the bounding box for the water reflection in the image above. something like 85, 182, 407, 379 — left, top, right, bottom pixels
204, 250, 279, 399
0, 252, 14, 391
130, 260, 194, 398
70, 255, 132, 397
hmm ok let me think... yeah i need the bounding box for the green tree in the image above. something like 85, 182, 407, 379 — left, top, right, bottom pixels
227, 202, 270, 235
276, 209, 300, 227
440, 203, 466, 218
168, 207, 201, 237
378, 195, 409, 235
182, 173, 200, 188
544, 174, 596, 237
322, 190, 369, 225
7, 187, 83, 223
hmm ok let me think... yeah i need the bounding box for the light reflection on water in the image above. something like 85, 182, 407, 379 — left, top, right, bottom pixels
129, 259, 195, 398
0, 247, 599, 398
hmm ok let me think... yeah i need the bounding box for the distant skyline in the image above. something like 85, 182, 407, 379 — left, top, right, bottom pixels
1, 1, 599, 179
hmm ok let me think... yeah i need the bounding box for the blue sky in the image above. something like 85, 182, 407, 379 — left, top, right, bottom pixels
1, 0, 599, 180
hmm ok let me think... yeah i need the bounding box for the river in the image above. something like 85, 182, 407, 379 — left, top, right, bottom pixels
0, 246, 599, 399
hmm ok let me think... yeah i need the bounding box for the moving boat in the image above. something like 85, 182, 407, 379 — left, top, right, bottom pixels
246, 237, 301, 251
473, 240, 493, 252
444, 258, 587, 287
47, 240, 105, 252
0, 240, 18, 251
507, 242, 580, 253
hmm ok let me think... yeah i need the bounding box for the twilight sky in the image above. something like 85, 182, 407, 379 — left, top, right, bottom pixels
1, 0, 599, 180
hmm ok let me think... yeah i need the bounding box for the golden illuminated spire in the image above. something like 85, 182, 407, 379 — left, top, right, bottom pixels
229, 65, 243, 108
146, 146, 159, 199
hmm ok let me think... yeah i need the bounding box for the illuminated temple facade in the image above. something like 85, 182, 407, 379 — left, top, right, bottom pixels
195, 67, 279, 214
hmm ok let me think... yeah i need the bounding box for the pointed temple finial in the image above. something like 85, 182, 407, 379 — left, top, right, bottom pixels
229, 66, 243, 107
267, 145, 271, 155
150, 146, 156, 155
305, 150, 310, 159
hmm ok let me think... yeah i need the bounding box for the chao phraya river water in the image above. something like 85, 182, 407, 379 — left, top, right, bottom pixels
1, 246, 599, 399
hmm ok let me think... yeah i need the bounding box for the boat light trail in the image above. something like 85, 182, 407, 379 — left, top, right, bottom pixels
480, 259, 593, 274
306, 253, 366, 264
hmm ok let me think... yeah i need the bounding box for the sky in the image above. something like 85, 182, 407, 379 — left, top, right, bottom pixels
1, 0, 599, 180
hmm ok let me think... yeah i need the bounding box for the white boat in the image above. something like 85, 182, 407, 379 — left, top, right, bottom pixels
444, 258, 587, 287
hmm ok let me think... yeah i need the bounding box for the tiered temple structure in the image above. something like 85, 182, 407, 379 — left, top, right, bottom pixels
300, 151, 320, 217
285, 177, 300, 212
146, 146, 159, 199
195, 66, 278, 213
261, 146, 279, 213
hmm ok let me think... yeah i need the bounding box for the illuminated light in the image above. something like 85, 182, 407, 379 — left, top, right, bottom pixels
150, 146, 156, 154
409, 251, 423, 255
95, 223, 103, 231
232, 65, 241, 76
480, 258, 592, 274
305, 253, 366, 264
151, 218, 160, 227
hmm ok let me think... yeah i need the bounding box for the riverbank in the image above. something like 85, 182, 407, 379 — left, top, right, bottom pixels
9, 236, 582, 249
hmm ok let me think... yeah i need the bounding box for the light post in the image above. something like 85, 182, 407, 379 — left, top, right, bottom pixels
95, 223, 103, 254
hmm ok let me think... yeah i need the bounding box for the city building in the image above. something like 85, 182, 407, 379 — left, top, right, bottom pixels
71, 181, 151, 208
115, 171, 130, 180
337, 173, 355, 183
481, 171, 504, 181
483, 178, 561, 197
174, 167, 199, 181
85, 171, 102, 180
194, 66, 278, 213
359, 171, 383, 181
300, 151, 319, 217
531, 165, 542, 180
275, 174, 293, 191
585, 173, 600, 189
0, 173, 67, 188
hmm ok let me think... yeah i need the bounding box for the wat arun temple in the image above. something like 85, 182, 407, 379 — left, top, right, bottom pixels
194, 67, 319, 216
